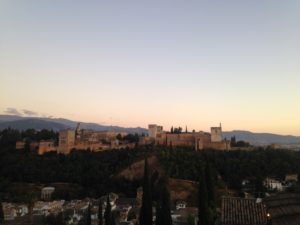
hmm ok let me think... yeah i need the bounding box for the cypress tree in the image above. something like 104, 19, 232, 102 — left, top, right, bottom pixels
205, 164, 216, 225
205, 164, 215, 206
139, 157, 152, 225
98, 199, 103, 225
0, 201, 4, 225
155, 178, 172, 225
111, 212, 116, 225
155, 201, 162, 225
198, 167, 209, 225
104, 194, 112, 225
86, 203, 91, 225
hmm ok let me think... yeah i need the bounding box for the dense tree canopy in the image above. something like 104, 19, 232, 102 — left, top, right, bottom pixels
158, 147, 300, 192
0, 131, 154, 200
0, 128, 300, 203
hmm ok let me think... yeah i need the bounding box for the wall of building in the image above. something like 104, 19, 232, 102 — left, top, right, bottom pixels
148, 124, 163, 138
38, 141, 56, 155
138, 136, 154, 145
148, 124, 230, 151
58, 129, 75, 154
58, 128, 134, 154
156, 133, 196, 147
202, 141, 230, 150
211, 126, 223, 142
15, 141, 25, 149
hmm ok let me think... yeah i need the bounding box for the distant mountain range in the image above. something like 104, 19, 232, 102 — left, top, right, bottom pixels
1, 115, 300, 145
0, 115, 147, 134
223, 130, 300, 146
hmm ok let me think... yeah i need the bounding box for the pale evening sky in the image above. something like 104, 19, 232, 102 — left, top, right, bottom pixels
0, 1, 299, 135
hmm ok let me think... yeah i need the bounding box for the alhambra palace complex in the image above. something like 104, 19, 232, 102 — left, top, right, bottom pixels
140, 124, 230, 151
16, 123, 231, 154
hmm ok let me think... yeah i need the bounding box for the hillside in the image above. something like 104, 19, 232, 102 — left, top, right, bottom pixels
117, 155, 198, 205
223, 130, 300, 145
0, 115, 147, 134
0, 118, 67, 131
118, 155, 165, 180
1, 114, 300, 145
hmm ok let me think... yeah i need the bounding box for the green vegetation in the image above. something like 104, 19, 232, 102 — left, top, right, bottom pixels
0, 128, 154, 200
158, 147, 300, 192
0, 128, 58, 148
42, 213, 66, 225
155, 177, 172, 225
0, 200, 4, 224
230, 136, 251, 147
170, 126, 182, 134
198, 166, 209, 225
98, 199, 103, 225
86, 204, 91, 225
116, 133, 139, 143
139, 158, 153, 225
104, 194, 112, 225
0, 128, 300, 204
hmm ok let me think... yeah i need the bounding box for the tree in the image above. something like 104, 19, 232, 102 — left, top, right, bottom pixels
178, 127, 182, 133
205, 164, 216, 225
255, 174, 265, 198
116, 134, 122, 141
155, 178, 172, 225
0, 201, 4, 225
230, 136, 236, 146
127, 209, 136, 221
187, 214, 195, 225
111, 213, 116, 225
139, 157, 152, 225
173, 127, 182, 134
198, 167, 209, 225
24, 139, 31, 152
104, 194, 112, 225
123, 133, 139, 143
0, 128, 21, 147
170, 126, 174, 133
25, 191, 38, 225
43, 213, 66, 225
86, 204, 91, 225
98, 200, 103, 225
205, 164, 215, 206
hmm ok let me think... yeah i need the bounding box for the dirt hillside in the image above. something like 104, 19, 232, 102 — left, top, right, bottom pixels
118, 155, 198, 205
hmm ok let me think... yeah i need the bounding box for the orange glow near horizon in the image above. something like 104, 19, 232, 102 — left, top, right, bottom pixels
0, 1, 299, 136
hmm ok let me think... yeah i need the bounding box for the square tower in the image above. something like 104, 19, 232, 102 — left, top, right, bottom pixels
211, 125, 223, 142
58, 129, 75, 154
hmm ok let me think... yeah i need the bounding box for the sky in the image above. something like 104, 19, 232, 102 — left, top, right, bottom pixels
0, 0, 300, 135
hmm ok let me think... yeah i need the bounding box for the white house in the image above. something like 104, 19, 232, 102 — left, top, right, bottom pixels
264, 178, 283, 191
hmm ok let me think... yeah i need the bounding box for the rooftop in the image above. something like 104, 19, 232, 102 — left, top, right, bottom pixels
221, 197, 268, 225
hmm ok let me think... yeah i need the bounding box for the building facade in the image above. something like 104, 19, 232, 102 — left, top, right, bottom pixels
58, 126, 133, 154
148, 124, 230, 151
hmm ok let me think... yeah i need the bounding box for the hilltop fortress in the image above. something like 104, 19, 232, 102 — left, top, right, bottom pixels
141, 124, 231, 151
58, 123, 134, 154
58, 123, 230, 153
16, 123, 231, 154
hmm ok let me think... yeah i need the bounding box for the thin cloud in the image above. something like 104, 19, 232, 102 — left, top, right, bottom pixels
41, 114, 53, 118
4, 108, 23, 116
23, 109, 39, 116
